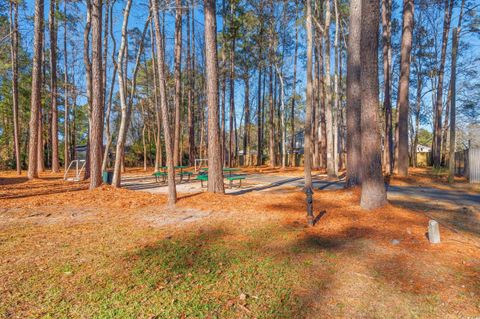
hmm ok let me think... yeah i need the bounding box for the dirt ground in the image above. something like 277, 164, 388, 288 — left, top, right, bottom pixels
0, 167, 479, 318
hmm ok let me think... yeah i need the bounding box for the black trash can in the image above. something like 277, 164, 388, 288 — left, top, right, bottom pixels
102, 170, 113, 185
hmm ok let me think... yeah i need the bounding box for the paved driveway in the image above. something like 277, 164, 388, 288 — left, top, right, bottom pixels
237, 174, 480, 208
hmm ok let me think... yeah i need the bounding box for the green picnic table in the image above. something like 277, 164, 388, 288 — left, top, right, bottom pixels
152, 171, 167, 183
199, 167, 240, 176
222, 167, 240, 177
158, 165, 193, 182
195, 168, 245, 188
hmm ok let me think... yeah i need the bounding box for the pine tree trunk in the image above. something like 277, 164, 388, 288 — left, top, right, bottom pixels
345, 0, 361, 188
305, 0, 314, 225
142, 103, 147, 171
382, 0, 393, 175
432, 0, 453, 167
112, 0, 132, 187
257, 67, 263, 166
27, 0, 44, 180
152, 0, 177, 204
324, 0, 335, 178
243, 74, 250, 166
412, 68, 422, 168
313, 41, 319, 170
89, 0, 104, 189
360, 0, 387, 210
448, 28, 458, 183
102, 0, 109, 112
149, 20, 162, 171
317, 12, 326, 170
333, 0, 340, 176
112, 10, 148, 187
275, 65, 287, 169
173, 0, 182, 166
38, 37, 46, 174
83, 0, 92, 180
268, 66, 275, 167
229, 16, 236, 167
187, 5, 195, 166
290, 2, 298, 166
204, 0, 225, 193
395, 0, 414, 177
37, 107, 44, 173
63, 0, 70, 171
9, 0, 21, 175
50, 0, 59, 172
102, 2, 117, 172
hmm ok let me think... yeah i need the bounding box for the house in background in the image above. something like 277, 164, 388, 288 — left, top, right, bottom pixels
416, 144, 431, 153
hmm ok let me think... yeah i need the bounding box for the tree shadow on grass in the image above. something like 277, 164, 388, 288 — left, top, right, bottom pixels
114, 227, 310, 318
0, 176, 29, 186
0, 183, 88, 200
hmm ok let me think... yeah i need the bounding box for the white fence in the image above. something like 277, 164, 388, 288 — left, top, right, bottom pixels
469, 148, 480, 183
455, 148, 480, 183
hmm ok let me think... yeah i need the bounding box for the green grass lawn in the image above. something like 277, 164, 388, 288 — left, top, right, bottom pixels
1, 226, 312, 319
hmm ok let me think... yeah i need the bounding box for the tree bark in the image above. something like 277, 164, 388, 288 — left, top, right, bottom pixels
38, 32, 46, 174
229, 7, 237, 167
9, 0, 21, 175
448, 28, 458, 183
89, 0, 104, 189
83, 0, 92, 180
187, 4, 195, 166
150, 20, 162, 171
432, 0, 453, 167
324, 0, 335, 177
360, 0, 387, 210
173, 0, 183, 166
305, 0, 314, 225
112, 0, 133, 187
382, 0, 393, 175
345, 0, 361, 188
412, 64, 422, 168
63, 0, 70, 171
291, 1, 298, 166
243, 73, 250, 166
275, 64, 287, 169
268, 66, 275, 167
50, 0, 59, 172
333, 0, 340, 176
395, 0, 414, 177
152, 0, 177, 204
27, 0, 44, 180
204, 0, 225, 193
102, 2, 117, 172
257, 67, 263, 166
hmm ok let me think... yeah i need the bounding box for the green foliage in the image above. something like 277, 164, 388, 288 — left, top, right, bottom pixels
417, 128, 433, 147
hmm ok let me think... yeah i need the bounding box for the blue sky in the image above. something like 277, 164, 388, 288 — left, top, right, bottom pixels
17, 0, 480, 135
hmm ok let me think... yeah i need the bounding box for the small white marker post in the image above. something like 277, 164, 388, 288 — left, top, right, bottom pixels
428, 220, 441, 244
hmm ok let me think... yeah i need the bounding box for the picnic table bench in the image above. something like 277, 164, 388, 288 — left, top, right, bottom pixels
226, 175, 245, 188
156, 166, 193, 183
195, 172, 246, 188
195, 174, 209, 187
178, 171, 193, 182
152, 171, 167, 183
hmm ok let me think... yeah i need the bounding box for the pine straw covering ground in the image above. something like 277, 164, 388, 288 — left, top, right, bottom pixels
0, 169, 479, 318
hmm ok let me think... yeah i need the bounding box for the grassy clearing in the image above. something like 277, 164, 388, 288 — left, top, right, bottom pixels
1, 225, 311, 318
1, 170, 479, 318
